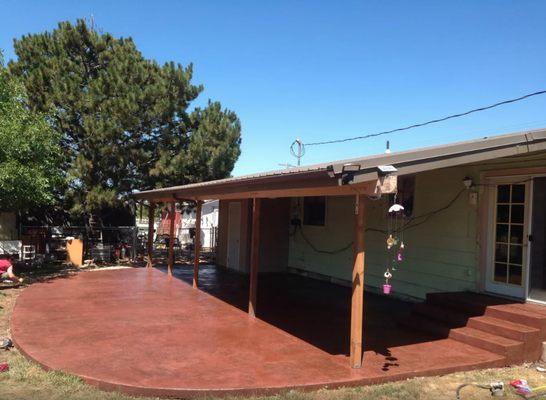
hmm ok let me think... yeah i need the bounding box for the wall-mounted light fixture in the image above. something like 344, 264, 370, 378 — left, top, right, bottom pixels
341, 163, 361, 185
462, 177, 474, 189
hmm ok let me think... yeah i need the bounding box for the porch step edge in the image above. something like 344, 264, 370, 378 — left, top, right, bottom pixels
449, 326, 524, 362
467, 315, 540, 341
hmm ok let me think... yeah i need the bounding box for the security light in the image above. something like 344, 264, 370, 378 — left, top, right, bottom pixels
341, 163, 361, 185
376, 165, 397, 176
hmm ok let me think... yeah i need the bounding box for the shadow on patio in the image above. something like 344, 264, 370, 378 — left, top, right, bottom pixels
158, 263, 440, 361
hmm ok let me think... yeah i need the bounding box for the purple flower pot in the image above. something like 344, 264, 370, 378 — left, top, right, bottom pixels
383, 284, 392, 295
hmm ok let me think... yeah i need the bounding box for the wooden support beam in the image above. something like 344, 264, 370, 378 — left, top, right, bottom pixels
167, 201, 176, 277
193, 200, 203, 288
146, 202, 155, 269
135, 181, 378, 203
350, 194, 366, 368
248, 198, 261, 317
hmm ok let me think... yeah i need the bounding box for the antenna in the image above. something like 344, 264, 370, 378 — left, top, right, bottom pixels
278, 163, 296, 169
290, 139, 305, 166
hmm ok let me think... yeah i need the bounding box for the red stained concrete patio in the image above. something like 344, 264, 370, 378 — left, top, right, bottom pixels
12, 266, 505, 398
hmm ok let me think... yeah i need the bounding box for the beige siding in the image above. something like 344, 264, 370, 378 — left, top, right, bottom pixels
218, 198, 290, 273
216, 199, 251, 270
288, 152, 546, 300
259, 198, 290, 273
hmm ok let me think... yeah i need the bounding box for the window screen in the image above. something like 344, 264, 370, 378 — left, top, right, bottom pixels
303, 196, 326, 226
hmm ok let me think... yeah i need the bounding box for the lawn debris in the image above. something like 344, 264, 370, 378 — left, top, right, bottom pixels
0, 338, 13, 350
512, 379, 532, 395
509, 379, 546, 399
0, 362, 8, 373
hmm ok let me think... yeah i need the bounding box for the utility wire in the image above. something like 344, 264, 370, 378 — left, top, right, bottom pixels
297, 187, 468, 254
305, 89, 546, 146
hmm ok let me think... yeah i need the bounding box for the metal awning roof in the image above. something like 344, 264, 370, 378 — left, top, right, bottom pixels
134, 128, 546, 202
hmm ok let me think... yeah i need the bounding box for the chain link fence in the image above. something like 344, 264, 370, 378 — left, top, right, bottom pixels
19, 225, 218, 264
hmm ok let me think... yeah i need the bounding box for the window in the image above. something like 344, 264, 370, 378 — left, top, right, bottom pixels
493, 184, 526, 286
303, 196, 326, 226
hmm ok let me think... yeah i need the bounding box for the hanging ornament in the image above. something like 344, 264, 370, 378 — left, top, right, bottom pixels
397, 251, 403, 262
388, 203, 404, 213
386, 234, 395, 249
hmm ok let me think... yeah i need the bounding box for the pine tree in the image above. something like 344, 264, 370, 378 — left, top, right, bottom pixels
9, 20, 241, 224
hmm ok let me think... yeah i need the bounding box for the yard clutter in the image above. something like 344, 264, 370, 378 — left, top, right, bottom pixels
510, 378, 546, 399
66, 237, 83, 267
455, 377, 546, 399
0, 338, 12, 350
0, 337, 13, 374
0, 255, 23, 284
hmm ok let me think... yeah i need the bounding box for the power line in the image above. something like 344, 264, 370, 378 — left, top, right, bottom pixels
304, 89, 546, 147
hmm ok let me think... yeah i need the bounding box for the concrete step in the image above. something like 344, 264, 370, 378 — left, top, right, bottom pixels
426, 292, 513, 316
485, 304, 546, 334
512, 302, 546, 316
397, 313, 450, 338
426, 293, 489, 316
467, 315, 540, 342
449, 326, 524, 364
412, 302, 470, 327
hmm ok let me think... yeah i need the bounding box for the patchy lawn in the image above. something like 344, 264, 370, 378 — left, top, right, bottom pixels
0, 266, 546, 399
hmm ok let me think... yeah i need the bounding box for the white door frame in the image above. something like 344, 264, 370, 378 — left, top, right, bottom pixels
525, 174, 546, 303
484, 176, 532, 299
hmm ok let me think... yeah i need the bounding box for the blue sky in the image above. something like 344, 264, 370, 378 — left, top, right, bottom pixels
2, 1, 546, 176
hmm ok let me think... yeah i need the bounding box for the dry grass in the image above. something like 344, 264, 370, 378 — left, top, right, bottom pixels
0, 268, 546, 399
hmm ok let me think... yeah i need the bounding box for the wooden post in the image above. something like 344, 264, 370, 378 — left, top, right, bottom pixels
350, 194, 366, 368
167, 201, 176, 277
248, 198, 261, 317
146, 202, 155, 269
193, 200, 203, 288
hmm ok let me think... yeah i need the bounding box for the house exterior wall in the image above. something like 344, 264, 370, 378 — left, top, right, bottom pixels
259, 198, 290, 273
288, 152, 546, 300
217, 202, 228, 267
218, 198, 290, 273
217, 199, 251, 270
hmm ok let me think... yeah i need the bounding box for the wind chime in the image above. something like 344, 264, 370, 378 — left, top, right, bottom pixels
383, 194, 406, 295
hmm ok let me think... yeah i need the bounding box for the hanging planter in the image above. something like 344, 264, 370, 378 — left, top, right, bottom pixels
383, 270, 392, 295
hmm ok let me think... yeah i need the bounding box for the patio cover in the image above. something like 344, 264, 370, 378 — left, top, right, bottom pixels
133, 128, 546, 202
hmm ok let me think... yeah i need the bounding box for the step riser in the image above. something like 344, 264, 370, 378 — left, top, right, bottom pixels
448, 330, 523, 363
409, 293, 546, 364
485, 308, 546, 333
513, 303, 546, 316
426, 296, 488, 316
467, 318, 539, 343
398, 316, 450, 338
413, 304, 469, 327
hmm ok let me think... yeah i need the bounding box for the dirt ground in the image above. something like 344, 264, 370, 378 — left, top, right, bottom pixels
1, 265, 546, 400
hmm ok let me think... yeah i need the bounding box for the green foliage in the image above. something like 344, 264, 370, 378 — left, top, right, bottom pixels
9, 20, 241, 220
0, 54, 63, 212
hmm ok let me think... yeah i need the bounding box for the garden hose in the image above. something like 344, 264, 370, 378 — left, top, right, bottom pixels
455, 382, 505, 399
